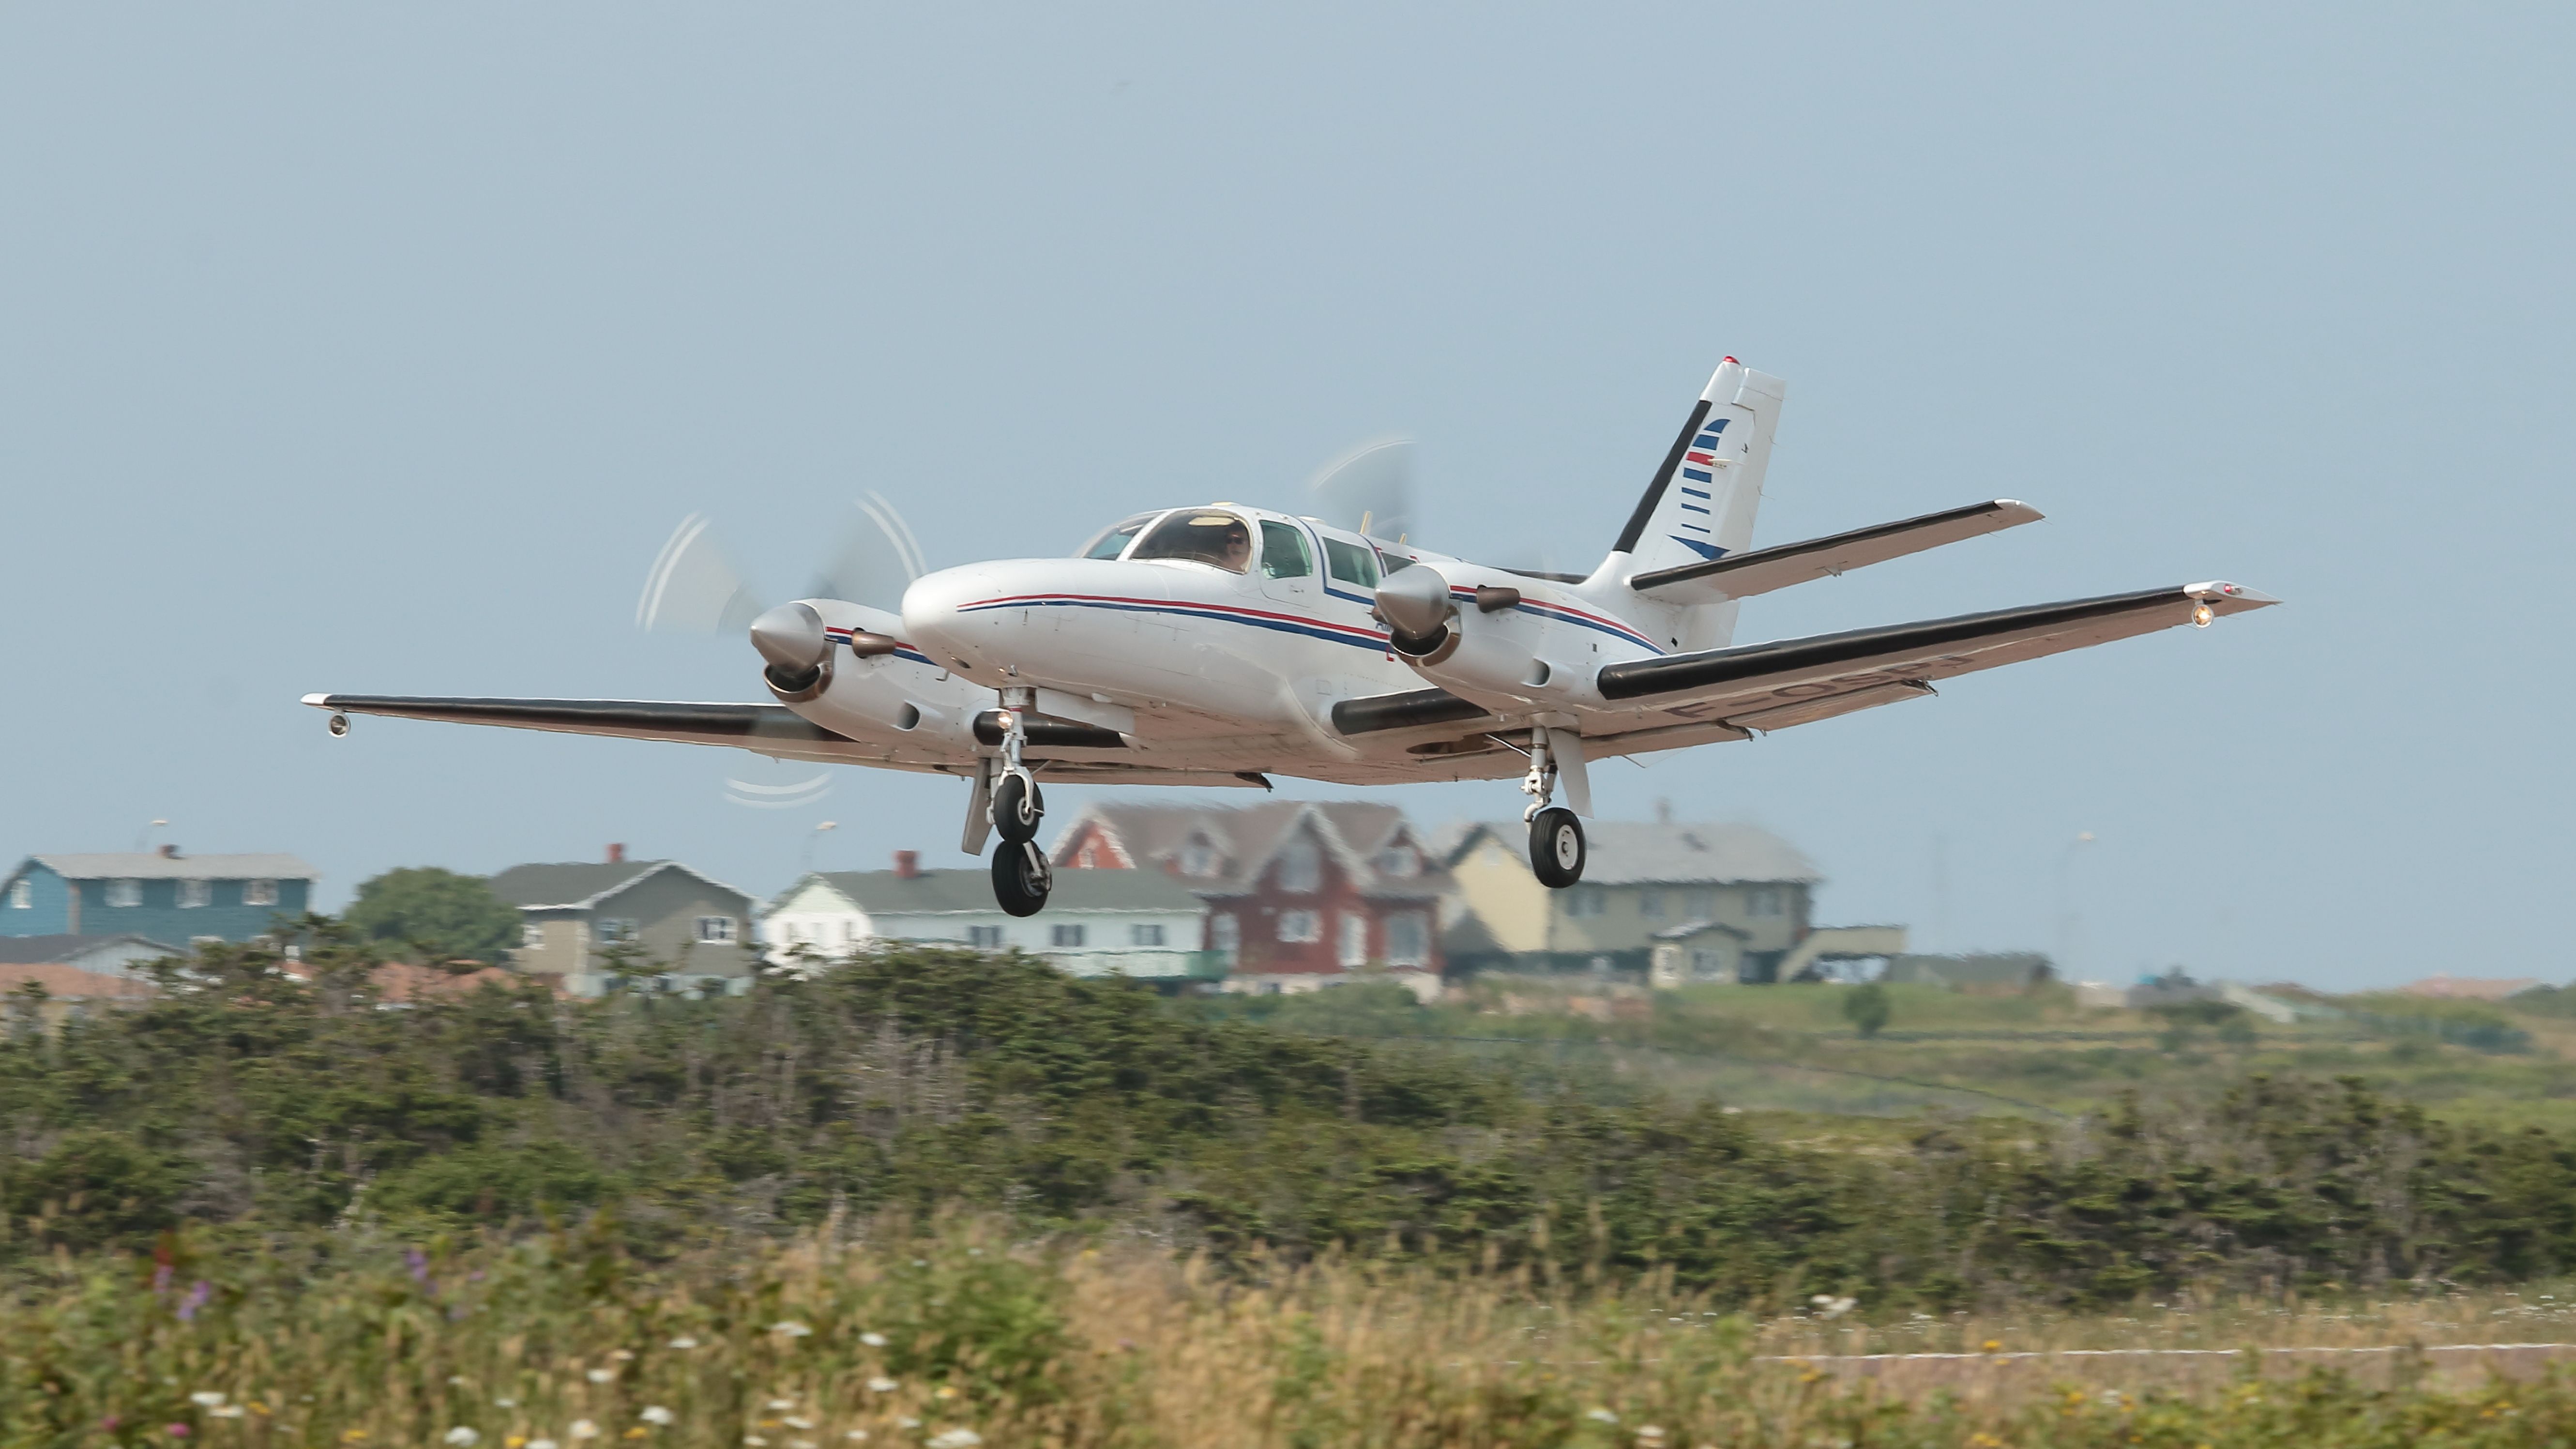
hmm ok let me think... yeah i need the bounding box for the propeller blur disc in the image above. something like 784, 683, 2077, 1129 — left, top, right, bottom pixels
1307, 437, 1416, 542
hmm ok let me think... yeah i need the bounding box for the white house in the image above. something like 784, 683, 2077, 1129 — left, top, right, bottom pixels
765, 851, 1217, 987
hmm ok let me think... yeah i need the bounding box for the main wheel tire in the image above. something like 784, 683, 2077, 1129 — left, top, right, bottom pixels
991, 841, 1052, 917
992, 772, 1044, 845
1529, 808, 1586, 888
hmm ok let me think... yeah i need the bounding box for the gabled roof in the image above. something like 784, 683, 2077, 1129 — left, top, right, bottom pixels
486, 860, 754, 911
0, 964, 158, 1001
782, 868, 1206, 916
1433, 820, 1821, 887
22, 853, 319, 882
1047, 800, 1447, 897
1652, 918, 1753, 942
0, 934, 181, 966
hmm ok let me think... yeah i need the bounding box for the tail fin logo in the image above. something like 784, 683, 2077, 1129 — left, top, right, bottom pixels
1667, 416, 1731, 558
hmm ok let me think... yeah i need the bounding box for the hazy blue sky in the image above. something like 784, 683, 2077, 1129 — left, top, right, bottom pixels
4, 5, 2568, 988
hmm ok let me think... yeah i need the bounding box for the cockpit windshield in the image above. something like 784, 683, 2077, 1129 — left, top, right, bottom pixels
1131, 510, 1254, 573
1079, 513, 1161, 561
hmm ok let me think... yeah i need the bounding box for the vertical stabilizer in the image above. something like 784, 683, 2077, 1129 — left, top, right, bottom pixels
1596, 359, 1787, 582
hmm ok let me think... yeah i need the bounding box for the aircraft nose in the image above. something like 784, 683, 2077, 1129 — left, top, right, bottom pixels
900, 563, 1029, 670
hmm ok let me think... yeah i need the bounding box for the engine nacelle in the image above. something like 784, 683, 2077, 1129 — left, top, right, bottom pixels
1371, 564, 1617, 716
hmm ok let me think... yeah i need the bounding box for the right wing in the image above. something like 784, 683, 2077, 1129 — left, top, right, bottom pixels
1593, 581, 2276, 731
303, 694, 885, 765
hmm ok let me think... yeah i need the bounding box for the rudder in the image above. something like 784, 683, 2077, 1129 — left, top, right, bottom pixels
1599, 358, 1787, 582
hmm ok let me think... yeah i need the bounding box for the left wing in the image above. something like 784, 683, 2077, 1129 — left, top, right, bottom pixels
303, 694, 884, 765
1593, 581, 2276, 729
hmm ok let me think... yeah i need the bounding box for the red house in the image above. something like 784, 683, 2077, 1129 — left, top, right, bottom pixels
1049, 801, 1448, 996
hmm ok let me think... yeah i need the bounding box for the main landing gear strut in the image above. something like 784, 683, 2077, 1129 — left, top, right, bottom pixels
979, 687, 1051, 917
1522, 726, 1587, 889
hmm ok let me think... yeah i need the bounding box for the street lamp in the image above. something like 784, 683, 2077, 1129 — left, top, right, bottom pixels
800, 820, 838, 873
2054, 831, 2096, 979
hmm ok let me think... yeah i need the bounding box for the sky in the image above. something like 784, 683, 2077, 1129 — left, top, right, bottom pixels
2, 4, 2569, 989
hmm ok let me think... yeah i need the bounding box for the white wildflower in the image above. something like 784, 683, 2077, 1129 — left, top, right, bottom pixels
666, 1337, 699, 1351
569, 1423, 600, 1441
769, 1321, 813, 1338
766, 1402, 795, 1413
495, 1400, 518, 1410
845, 1435, 869, 1444
866, 1378, 898, 1395
1810, 1294, 1857, 1319
929, 1431, 984, 1449
530, 1441, 560, 1449
1634, 1429, 1665, 1444
784, 1418, 815, 1431
190, 1392, 228, 1408
858, 1332, 888, 1349
210, 1406, 247, 1420
608, 1351, 634, 1363
639, 1408, 675, 1427
449, 1376, 469, 1387
587, 1370, 615, 1385
445, 1430, 482, 1448
1586, 1408, 1619, 1425
743, 1439, 768, 1448
894, 1422, 920, 1433
790, 1441, 817, 1449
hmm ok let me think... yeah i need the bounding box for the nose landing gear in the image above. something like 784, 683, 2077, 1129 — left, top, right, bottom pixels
976, 687, 1052, 913
1520, 726, 1588, 888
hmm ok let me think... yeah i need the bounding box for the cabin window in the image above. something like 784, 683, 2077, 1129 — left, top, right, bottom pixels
1131, 511, 1253, 573
1384, 911, 1428, 965
1258, 521, 1314, 579
1275, 835, 1323, 893
1276, 910, 1320, 944
179, 879, 212, 908
968, 925, 1003, 949
1080, 513, 1160, 560
244, 879, 280, 906
1337, 913, 1368, 967
1322, 536, 1379, 587
106, 879, 142, 908
1051, 923, 1087, 948
1131, 923, 1167, 947
695, 915, 737, 944
9, 879, 32, 908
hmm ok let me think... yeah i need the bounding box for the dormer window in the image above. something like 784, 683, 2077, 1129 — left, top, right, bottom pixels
1276, 834, 1322, 894
1375, 847, 1418, 878
1179, 837, 1218, 877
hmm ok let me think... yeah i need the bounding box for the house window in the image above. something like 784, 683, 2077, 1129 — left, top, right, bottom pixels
1750, 887, 1784, 917
598, 918, 639, 944
1276, 910, 1320, 943
1686, 889, 1715, 919
1375, 847, 1418, 878
1131, 923, 1166, 947
521, 924, 545, 949
1337, 913, 1368, 967
8, 880, 30, 908
1639, 889, 1665, 918
106, 879, 142, 908
968, 925, 1003, 949
1384, 912, 1428, 965
1564, 887, 1607, 918
178, 879, 212, 908
695, 916, 737, 944
1276, 834, 1322, 893
244, 879, 280, 907
1180, 837, 1218, 877
1051, 923, 1087, 948
1210, 914, 1241, 956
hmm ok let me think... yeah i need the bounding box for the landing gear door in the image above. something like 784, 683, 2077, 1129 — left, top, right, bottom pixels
1258, 520, 1318, 609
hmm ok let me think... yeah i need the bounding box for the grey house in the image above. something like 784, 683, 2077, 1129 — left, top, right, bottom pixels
487, 851, 758, 997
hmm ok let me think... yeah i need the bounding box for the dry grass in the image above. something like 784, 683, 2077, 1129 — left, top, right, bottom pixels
8, 1221, 2576, 1448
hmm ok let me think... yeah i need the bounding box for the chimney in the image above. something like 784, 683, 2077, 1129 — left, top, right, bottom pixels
158, 843, 180, 859
894, 850, 920, 880
607, 843, 625, 864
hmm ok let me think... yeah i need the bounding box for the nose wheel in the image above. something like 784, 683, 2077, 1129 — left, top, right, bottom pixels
992, 840, 1053, 917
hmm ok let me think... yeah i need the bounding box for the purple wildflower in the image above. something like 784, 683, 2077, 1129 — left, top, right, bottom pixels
102, 1416, 121, 1431
167, 1425, 191, 1438
178, 1280, 212, 1322
153, 1263, 174, 1296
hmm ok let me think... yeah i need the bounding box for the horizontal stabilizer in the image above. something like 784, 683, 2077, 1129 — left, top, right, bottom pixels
1628, 499, 2043, 599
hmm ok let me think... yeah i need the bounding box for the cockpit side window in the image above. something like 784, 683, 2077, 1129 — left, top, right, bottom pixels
1259, 521, 1314, 579
1132, 511, 1254, 573
1321, 536, 1378, 587
1080, 513, 1161, 561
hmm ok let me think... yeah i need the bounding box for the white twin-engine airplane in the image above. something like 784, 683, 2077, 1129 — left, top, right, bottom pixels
307, 358, 2275, 916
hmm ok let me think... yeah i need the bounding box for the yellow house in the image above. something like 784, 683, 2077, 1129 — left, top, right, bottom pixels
1438, 818, 1836, 980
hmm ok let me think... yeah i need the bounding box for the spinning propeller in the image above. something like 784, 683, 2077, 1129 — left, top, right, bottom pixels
1304, 436, 1416, 541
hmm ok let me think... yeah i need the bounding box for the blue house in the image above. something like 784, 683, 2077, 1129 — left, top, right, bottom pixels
1, 849, 319, 946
